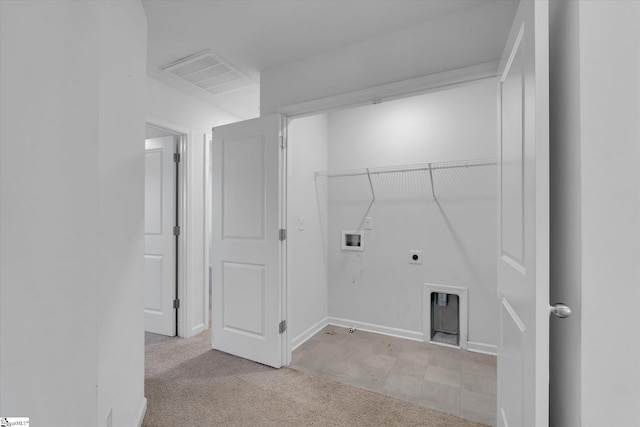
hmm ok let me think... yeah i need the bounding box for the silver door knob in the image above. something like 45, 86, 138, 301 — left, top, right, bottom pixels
550, 303, 572, 318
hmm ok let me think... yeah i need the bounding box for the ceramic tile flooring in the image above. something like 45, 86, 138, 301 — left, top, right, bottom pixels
291, 325, 497, 426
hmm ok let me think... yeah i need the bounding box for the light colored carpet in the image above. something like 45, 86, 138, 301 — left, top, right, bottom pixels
143, 330, 489, 427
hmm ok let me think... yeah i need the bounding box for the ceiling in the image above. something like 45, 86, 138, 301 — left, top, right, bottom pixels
142, 0, 511, 119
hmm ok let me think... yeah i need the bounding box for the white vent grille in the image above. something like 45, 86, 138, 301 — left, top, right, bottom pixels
161, 50, 255, 94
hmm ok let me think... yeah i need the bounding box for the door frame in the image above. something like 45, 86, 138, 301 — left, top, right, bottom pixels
204, 133, 212, 332
145, 117, 190, 338
278, 61, 500, 365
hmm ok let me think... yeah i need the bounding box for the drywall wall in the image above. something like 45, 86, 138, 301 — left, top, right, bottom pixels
287, 115, 329, 346
146, 76, 242, 337
0, 2, 99, 423
325, 80, 498, 347
0, 1, 147, 426
96, 3, 148, 426
548, 0, 582, 425
260, 1, 517, 114
578, 2, 640, 426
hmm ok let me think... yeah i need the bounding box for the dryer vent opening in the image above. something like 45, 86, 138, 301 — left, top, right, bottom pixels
430, 292, 459, 346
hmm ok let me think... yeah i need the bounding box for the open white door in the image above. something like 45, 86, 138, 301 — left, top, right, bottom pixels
144, 136, 177, 336
211, 115, 283, 368
497, 0, 549, 426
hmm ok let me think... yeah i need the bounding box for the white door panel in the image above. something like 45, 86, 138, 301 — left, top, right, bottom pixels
212, 115, 282, 368
222, 262, 265, 335
497, 1, 550, 426
144, 255, 164, 312
222, 135, 266, 239
144, 136, 176, 336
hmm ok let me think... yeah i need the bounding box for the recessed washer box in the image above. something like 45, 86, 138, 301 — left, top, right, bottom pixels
341, 231, 364, 251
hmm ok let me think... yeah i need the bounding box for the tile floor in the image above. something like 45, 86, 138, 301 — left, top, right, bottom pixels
291, 325, 497, 426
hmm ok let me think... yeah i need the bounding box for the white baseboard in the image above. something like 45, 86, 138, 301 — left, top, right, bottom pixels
291, 317, 329, 351
288, 316, 495, 356
136, 397, 147, 427
327, 317, 424, 342
191, 323, 206, 336
467, 341, 497, 356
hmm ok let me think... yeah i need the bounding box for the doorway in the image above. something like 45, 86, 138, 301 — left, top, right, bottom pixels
284, 78, 498, 424
144, 124, 183, 337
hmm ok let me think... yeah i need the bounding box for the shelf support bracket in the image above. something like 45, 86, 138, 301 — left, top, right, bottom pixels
428, 163, 437, 201
366, 168, 376, 201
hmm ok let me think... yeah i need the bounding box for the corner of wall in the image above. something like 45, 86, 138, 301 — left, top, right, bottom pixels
96, 1, 147, 426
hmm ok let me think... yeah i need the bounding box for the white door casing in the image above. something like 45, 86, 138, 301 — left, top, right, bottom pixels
211, 115, 283, 368
497, 1, 550, 426
144, 136, 177, 336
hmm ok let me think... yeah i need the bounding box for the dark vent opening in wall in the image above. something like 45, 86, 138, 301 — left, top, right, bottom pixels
430, 292, 459, 346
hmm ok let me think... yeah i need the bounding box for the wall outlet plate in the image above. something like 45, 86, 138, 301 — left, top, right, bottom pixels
408, 250, 422, 264
364, 217, 373, 230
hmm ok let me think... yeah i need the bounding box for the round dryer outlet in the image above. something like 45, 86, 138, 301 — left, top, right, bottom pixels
408, 250, 422, 265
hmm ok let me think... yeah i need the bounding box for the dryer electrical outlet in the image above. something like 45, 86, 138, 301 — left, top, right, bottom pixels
408, 250, 423, 264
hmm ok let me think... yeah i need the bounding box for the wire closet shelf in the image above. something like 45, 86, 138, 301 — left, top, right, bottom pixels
315, 158, 497, 202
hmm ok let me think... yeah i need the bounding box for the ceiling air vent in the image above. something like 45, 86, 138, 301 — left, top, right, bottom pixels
161, 50, 256, 94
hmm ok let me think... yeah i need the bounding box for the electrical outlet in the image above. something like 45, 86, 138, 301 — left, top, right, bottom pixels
364, 217, 372, 230
408, 250, 422, 264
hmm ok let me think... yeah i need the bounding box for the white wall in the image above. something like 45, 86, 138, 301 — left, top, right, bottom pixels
0, 1, 147, 426
97, 3, 148, 425
578, 2, 640, 426
146, 77, 241, 337
325, 80, 498, 347
260, 1, 517, 115
287, 115, 330, 346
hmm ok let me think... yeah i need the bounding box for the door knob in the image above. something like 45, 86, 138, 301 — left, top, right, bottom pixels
550, 303, 572, 318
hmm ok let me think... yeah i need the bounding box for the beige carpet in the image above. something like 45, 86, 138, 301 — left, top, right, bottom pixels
143, 330, 489, 427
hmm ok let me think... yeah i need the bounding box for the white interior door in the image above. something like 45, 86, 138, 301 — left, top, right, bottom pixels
211, 115, 283, 368
496, 1, 549, 426
144, 136, 177, 336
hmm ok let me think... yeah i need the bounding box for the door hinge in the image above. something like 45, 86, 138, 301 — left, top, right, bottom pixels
280, 136, 287, 150
279, 228, 286, 241
173, 299, 180, 309
279, 320, 287, 334
173, 225, 180, 236
174, 153, 181, 163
